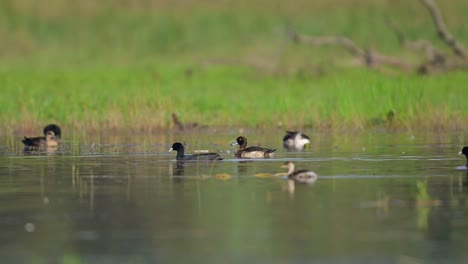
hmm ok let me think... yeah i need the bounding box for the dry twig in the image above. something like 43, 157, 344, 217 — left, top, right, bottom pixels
421, 0, 467, 58
286, 0, 468, 75
288, 27, 413, 71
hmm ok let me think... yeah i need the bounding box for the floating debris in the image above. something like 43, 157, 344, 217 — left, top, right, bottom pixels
214, 173, 232, 180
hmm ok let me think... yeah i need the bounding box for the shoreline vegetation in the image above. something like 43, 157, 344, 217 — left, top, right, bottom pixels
2, 66, 466, 133
0, 0, 467, 133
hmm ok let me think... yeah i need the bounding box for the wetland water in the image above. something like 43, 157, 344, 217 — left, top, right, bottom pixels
0, 130, 467, 263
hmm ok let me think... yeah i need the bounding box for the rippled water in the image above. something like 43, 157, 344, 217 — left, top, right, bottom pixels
0, 129, 467, 263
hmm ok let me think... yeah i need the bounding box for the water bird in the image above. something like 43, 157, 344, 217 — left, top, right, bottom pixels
283, 131, 310, 150
230, 136, 276, 158
22, 124, 61, 149
459, 146, 468, 167
281, 161, 318, 184
169, 142, 223, 161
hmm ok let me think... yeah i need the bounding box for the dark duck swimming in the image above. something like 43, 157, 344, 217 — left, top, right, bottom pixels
169, 142, 223, 161
459, 146, 468, 167
230, 136, 276, 158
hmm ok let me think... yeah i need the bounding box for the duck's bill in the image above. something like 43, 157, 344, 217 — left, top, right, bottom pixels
230, 142, 239, 146
280, 165, 288, 168
459, 151, 463, 155
169, 148, 174, 152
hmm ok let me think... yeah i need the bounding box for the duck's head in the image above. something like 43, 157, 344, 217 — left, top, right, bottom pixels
281, 161, 296, 175
459, 146, 468, 157
44, 124, 61, 139
230, 136, 247, 148
44, 130, 56, 141
169, 142, 184, 152
281, 161, 295, 170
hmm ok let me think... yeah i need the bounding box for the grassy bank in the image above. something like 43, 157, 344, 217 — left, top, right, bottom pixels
0, 0, 467, 133
1, 65, 466, 133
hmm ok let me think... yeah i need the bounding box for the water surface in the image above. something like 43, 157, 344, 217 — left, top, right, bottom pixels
0, 130, 467, 263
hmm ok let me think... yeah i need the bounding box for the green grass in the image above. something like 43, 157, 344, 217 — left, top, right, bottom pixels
1, 65, 466, 132
0, 0, 467, 133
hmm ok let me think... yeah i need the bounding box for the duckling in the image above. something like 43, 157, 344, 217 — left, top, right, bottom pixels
459, 146, 468, 167
230, 136, 276, 158
22, 124, 61, 149
283, 131, 310, 150
281, 161, 318, 184
22, 130, 58, 149
169, 142, 223, 161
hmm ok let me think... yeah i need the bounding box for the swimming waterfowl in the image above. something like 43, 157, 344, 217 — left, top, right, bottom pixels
22, 130, 58, 148
281, 161, 318, 184
459, 146, 468, 167
22, 124, 61, 149
230, 136, 276, 158
169, 142, 223, 161
283, 131, 310, 150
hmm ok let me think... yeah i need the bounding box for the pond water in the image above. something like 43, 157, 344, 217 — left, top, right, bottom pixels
0, 129, 467, 263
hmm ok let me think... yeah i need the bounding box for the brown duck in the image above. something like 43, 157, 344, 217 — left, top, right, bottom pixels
22, 124, 61, 149
230, 136, 276, 158
281, 161, 318, 184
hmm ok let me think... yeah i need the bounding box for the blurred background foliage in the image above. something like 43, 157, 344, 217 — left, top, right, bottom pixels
1, 0, 467, 67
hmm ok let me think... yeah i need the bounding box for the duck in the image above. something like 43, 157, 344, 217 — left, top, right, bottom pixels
459, 146, 468, 167
283, 131, 310, 150
22, 124, 61, 149
281, 161, 318, 184
169, 142, 223, 161
230, 136, 276, 158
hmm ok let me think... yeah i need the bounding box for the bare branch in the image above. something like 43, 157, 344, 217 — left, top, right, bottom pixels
366, 51, 414, 70
386, 17, 447, 63
419, 59, 468, 74
288, 27, 414, 71
289, 28, 364, 57
386, 18, 406, 45
421, 0, 467, 58
172, 113, 198, 131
